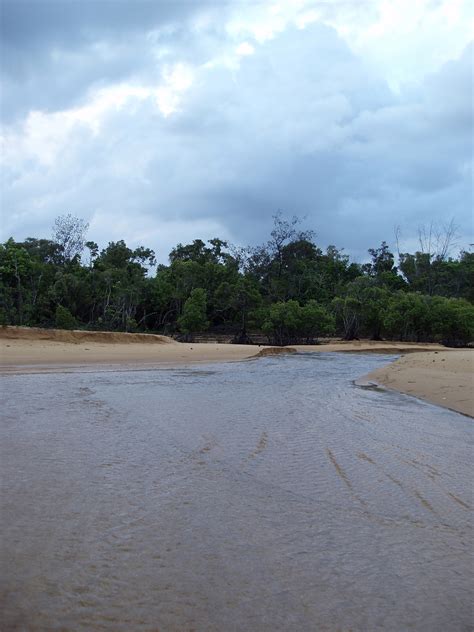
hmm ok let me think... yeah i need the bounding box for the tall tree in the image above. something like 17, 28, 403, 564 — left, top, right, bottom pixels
178, 288, 209, 341
52, 214, 89, 261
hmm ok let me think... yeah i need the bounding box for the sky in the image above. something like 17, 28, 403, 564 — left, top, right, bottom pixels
1, 0, 473, 263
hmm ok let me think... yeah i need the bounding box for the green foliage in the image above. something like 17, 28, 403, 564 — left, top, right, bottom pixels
426, 297, 474, 346
383, 293, 431, 342
259, 299, 334, 345
0, 214, 472, 346
178, 288, 209, 338
398, 249, 473, 299
300, 300, 336, 341
55, 305, 77, 330
0, 239, 35, 325
332, 295, 362, 341
382, 293, 474, 345
366, 241, 396, 276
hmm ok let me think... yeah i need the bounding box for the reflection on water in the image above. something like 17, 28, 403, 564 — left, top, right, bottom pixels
1, 353, 472, 631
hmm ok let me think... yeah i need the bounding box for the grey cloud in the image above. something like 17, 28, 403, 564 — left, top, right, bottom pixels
1, 0, 221, 48
1, 17, 472, 261
0, 0, 229, 120
1, 40, 148, 121
159, 27, 472, 247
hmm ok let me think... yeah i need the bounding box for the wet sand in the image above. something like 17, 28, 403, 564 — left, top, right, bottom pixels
1, 327, 472, 416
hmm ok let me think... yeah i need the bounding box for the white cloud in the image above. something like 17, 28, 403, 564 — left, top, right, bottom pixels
236, 42, 255, 56
155, 63, 195, 116
318, 0, 473, 89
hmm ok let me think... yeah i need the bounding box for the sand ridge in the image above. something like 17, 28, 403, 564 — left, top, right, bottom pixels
0, 326, 175, 345
0, 326, 263, 371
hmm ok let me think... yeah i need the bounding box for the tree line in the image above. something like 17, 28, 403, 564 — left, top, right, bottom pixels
1, 213, 473, 346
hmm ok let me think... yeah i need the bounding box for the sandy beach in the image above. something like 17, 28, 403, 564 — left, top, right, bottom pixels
0, 327, 260, 370
361, 350, 473, 417
0, 327, 472, 416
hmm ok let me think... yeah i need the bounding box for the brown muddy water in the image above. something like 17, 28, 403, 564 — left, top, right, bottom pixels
1, 353, 472, 631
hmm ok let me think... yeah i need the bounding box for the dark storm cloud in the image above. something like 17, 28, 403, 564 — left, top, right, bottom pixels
0, 0, 228, 120
1, 0, 218, 48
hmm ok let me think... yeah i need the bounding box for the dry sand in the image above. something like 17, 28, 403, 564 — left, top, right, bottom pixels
0, 327, 261, 370
1, 327, 472, 416
360, 350, 473, 417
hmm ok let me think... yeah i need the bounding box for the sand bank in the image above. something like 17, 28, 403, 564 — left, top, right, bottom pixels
0, 327, 445, 371
1, 327, 472, 416
0, 326, 173, 345
360, 350, 473, 417
0, 327, 261, 371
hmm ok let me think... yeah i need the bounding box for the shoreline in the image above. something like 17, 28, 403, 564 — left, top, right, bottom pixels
1, 327, 472, 416
358, 350, 473, 418
0, 336, 446, 373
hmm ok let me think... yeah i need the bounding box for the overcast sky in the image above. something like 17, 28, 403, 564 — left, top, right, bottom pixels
1, 0, 472, 263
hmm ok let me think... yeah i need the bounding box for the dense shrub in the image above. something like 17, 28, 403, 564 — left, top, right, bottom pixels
55, 305, 77, 330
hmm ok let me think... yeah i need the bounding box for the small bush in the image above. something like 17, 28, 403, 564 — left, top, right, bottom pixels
55, 305, 77, 330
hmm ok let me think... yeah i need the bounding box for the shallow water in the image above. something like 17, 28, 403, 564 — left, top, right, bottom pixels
1, 353, 472, 631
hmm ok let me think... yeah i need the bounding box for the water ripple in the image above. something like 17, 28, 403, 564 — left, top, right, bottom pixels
1, 353, 472, 631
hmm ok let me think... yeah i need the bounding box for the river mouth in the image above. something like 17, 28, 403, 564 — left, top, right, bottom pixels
1, 353, 472, 631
